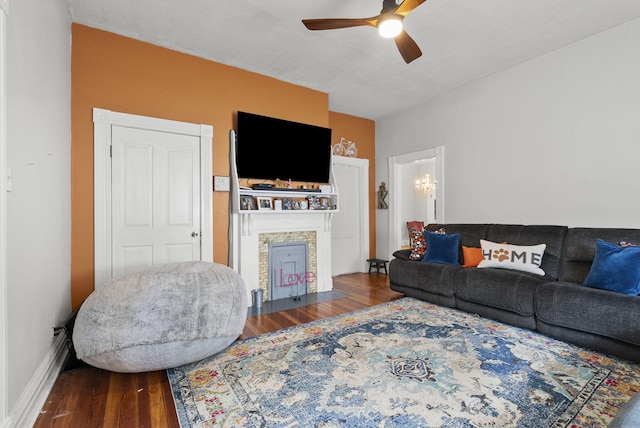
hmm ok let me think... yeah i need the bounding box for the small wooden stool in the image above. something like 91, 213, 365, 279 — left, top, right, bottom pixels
367, 258, 389, 274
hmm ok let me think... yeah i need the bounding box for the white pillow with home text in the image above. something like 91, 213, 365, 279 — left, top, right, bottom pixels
477, 240, 546, 275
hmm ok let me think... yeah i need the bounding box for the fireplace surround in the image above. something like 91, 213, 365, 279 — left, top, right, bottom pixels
263, 232, 316, 301
230, 211, 333, 306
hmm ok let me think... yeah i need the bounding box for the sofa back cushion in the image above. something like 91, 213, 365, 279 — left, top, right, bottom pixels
425, 224, 490, 264
486, 224, 568, 280
425, 224, 489, 247
560, 227, 640, 284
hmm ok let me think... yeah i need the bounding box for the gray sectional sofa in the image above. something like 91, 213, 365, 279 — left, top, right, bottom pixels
389, 223, 640, 363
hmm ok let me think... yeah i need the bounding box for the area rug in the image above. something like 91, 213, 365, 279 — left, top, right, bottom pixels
168, 297, 640, 427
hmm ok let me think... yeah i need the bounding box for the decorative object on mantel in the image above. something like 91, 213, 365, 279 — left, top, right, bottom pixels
333, 136, 357, 157
415, 173, 436, 194
377, 182, 388, 209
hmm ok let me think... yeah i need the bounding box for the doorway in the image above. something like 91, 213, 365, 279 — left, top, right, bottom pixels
93, 108, 213, 289
331, 156, 369, 275
388, 146, 445, 257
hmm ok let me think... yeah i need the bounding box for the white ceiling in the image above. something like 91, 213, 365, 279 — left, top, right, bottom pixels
66, 0, 640, 120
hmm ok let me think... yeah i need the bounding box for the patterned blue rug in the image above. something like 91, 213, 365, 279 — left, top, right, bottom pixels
168, 297, 640, 427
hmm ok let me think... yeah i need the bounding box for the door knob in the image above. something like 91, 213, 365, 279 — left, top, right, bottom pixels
191, 232, 200, 237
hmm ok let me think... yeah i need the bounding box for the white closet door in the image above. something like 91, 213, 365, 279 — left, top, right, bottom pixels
111, 126, 201, 277
331, 162, 363, 275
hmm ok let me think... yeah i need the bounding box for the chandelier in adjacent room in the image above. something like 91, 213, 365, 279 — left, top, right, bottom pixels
415, 174, 436, 193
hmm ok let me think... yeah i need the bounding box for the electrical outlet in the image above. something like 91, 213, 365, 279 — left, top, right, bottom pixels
213, 176, 230, 192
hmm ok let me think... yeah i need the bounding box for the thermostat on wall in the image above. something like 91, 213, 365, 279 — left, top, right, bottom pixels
213, 176, 230, 192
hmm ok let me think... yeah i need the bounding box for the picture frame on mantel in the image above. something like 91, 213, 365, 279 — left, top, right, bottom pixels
257, 196, 273, 210
319, 197, 331, 210
282, 197, 293, 210
240, 195, 257, 210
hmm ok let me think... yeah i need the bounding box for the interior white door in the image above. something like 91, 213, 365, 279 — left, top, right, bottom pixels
111, 126, 201, 277
331, 162, 362, 275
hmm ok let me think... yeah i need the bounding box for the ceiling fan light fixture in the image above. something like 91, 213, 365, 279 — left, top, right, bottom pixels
378, 15, 403, 38
302, 0, 427, 63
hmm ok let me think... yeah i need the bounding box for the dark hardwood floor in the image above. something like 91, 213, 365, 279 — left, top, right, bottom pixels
34, 273, 403, 427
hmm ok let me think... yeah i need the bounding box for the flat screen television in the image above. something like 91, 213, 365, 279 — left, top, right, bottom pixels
236, 111, 332, 183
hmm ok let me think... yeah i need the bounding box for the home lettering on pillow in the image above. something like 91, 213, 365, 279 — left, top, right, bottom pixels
478, 240, 546, 275
481, 247, 543, 266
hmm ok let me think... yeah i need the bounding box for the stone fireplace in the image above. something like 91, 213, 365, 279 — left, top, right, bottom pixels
230, 211, 333, 306
264, 234, 316, 300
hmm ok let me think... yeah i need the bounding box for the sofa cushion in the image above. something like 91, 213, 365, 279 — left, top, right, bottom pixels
559, 228, 640, 284
583, 239, 640, 295
486, 224, 567, 280
392, 249, 412, 261
535, 281, 640, 348
478, 240, 546, 275
426, 224, 490, 248
462, 246, 483, 267
422, 231, 460, 265
408, 228, 427, 260
389, 258, 461, 298
455, 268, 545, 317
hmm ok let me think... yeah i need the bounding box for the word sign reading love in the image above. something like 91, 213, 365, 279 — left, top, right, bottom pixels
279, 269, 316, 287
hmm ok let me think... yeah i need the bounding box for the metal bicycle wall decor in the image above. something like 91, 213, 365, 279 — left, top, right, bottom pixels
333, 137, 357, 157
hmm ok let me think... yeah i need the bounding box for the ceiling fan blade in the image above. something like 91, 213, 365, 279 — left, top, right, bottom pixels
394, 30, 422, 63
302, 17, 378, 31
394, 0, 427, 17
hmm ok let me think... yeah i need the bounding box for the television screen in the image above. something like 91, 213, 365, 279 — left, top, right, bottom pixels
236, 111, 332, 183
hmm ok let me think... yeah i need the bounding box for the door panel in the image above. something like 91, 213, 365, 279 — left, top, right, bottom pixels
167, 243, 197, 263
122, 246, 153, 272
111, 126, 201, 278
168, 149, 195, 225
123, 144, 152, 227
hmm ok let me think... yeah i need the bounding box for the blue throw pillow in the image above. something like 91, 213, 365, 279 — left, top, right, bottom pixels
421, 231, 461, 265
583, 239, 640, 295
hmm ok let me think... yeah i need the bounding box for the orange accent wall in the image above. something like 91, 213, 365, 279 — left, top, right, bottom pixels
328, 112, 376, 258
71, 24, 376, 308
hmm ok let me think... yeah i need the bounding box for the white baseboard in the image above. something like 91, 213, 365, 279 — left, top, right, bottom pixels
4, 332, 68, 428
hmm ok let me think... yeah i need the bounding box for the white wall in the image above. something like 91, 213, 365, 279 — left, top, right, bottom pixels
4, 0, 71, 424
376, 17, 640, 253
0, 0, 9, 423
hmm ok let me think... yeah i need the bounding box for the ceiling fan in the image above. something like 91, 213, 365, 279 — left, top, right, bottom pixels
302, 0, 427, 64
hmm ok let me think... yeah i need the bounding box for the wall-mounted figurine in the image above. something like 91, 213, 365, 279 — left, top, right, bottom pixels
378, 182, 388, 209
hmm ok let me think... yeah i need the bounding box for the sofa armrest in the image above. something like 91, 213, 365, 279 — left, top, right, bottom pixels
392, 249, 412, 261
535, 281, 640, 347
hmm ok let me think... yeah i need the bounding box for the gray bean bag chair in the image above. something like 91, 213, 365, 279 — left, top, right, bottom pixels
73, 261, 247, 373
